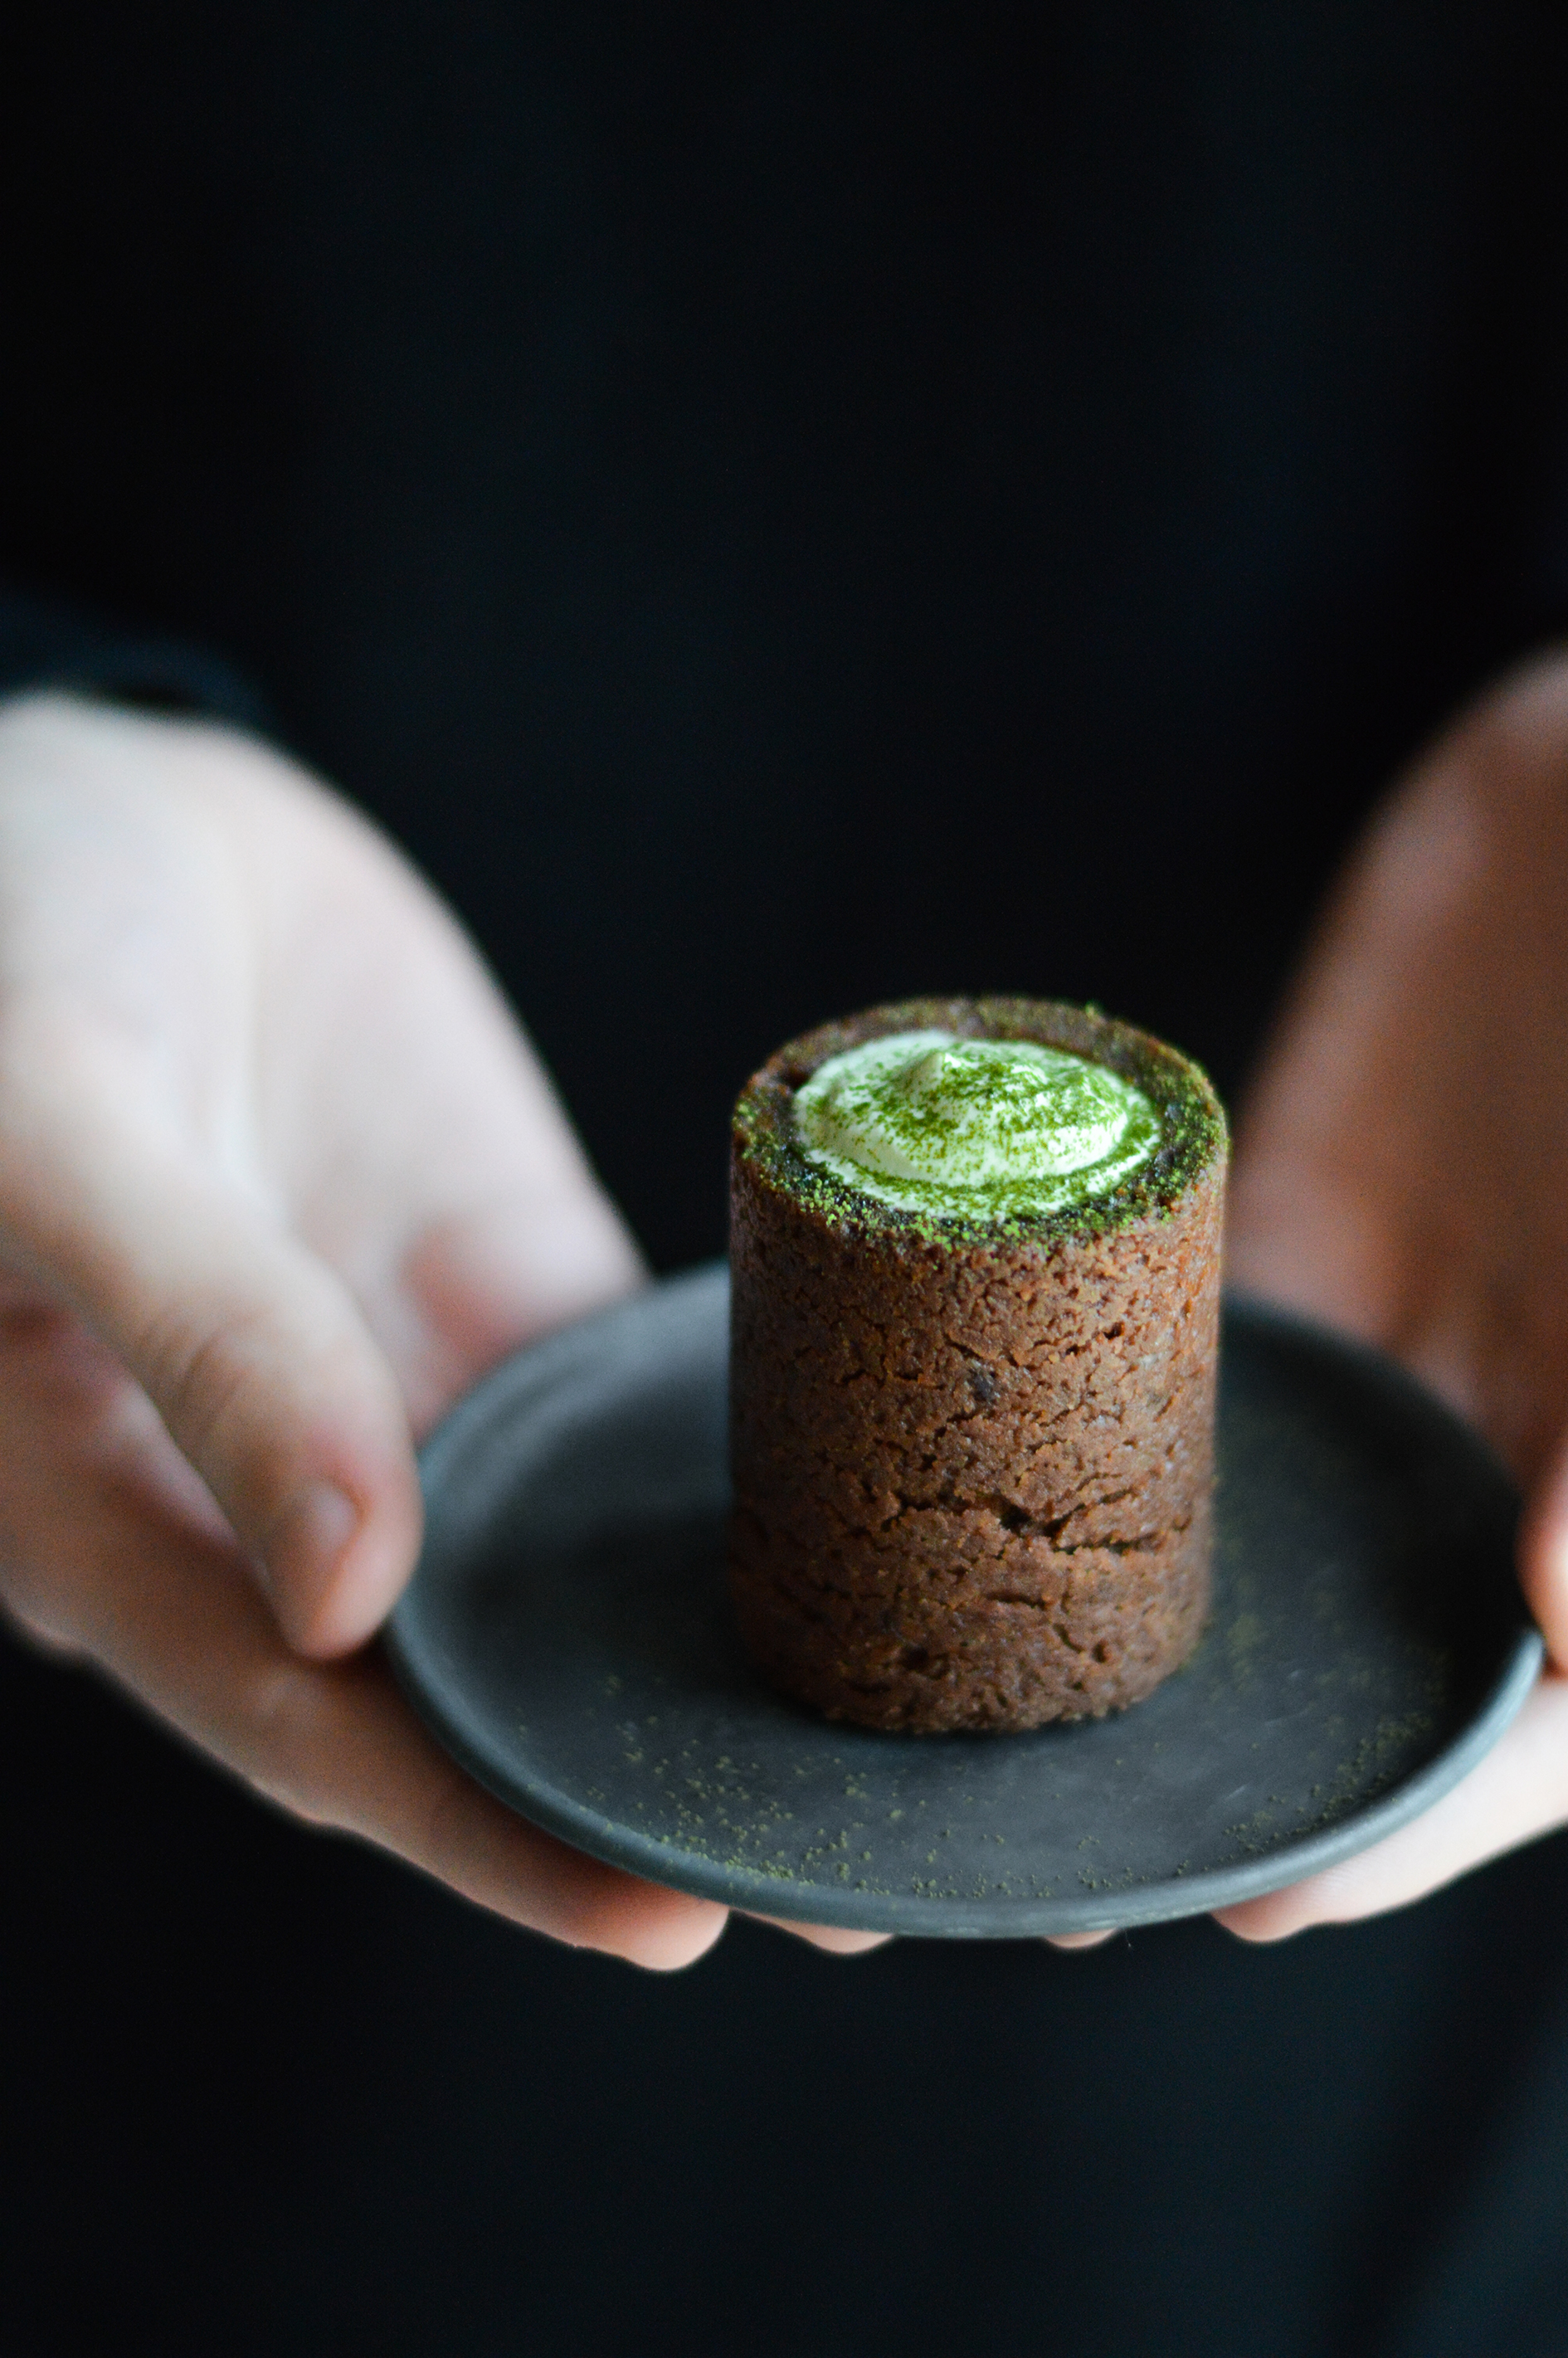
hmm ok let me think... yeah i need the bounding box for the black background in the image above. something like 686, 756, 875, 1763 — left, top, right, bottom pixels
3, 3, 1568, 1267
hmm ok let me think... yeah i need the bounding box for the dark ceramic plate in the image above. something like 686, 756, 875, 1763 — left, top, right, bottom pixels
387, 1263, 1542, 1937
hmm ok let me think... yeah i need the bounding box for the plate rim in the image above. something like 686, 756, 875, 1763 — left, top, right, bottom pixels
387, 1264, 1545, 1937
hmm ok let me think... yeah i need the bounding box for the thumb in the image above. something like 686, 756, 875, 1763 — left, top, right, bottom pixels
1519, 1435, 1568, 1669
6, 1133, 421, 1659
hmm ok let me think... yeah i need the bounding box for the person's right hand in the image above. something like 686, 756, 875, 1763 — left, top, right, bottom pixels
0, 692, 741, 1968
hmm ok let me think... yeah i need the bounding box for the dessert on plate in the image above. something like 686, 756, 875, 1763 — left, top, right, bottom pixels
727, 996, 1227, 1732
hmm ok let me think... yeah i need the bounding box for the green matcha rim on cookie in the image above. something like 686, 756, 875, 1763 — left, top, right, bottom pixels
733, 995, 1225, 1246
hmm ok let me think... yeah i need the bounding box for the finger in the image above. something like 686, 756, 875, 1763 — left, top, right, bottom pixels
747, 1915, 893, 1955
0, 1106, 420, 1657
1045, 1929, 1117, 1951
1215, 1671, 1568, 1941
398, 1181, 645, 1434
0, 1323, 727, 1970
1519, 1443, 1568, 1668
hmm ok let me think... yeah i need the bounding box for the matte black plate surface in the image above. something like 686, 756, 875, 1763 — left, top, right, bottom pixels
388, 1264, 1541, 1937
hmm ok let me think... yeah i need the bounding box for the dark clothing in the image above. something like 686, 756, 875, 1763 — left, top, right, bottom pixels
6, 3, 1568, 1262
9, 1627, 1568, 2358
3, 6, 1568, 2351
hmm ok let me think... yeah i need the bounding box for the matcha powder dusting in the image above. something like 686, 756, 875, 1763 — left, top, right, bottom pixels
792, 1030, 1161, 1219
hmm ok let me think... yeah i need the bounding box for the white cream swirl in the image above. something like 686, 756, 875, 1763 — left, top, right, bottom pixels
792, 1030, 1160, 1217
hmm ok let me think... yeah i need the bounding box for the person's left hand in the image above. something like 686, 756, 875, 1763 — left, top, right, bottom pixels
1215, 650, 1568, 1940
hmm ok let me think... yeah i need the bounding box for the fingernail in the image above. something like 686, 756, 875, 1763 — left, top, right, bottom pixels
263, 1479, 360, 1605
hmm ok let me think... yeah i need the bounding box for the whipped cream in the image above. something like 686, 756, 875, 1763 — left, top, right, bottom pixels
792, 1029, 1161, 1218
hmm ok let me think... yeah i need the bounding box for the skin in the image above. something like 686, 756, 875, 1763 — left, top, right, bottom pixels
1217, 649, 1568, 1940
1053, 651, 1568, 1951
6, 660, 1568, 1966
0, 693, 878, 1969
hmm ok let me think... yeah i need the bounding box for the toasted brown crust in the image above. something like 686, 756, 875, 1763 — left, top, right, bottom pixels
728, 999, 1226, 1732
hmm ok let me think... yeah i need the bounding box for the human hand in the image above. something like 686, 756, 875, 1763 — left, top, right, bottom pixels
1217, 650, 1568, 1938
0, 694, 880, 1967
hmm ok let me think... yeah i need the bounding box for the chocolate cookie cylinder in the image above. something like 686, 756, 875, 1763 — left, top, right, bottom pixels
728, 997, 1227, 1732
